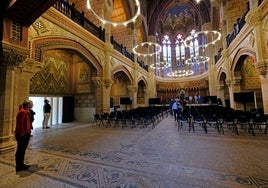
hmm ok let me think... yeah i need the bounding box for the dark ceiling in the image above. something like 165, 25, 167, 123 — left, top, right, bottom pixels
5, 0, 57, 27
3, 0, 213, 37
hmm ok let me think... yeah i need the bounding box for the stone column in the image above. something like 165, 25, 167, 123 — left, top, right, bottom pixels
102, 44, 113, 113
216, 84, 224, 104
202, 22, 216, 96
103, 0, 113, 42
143, 88, 149, 107
221, 49, 234, 107
226, 77, 242, 109
147, 35, 157, 98
246, 5, 268, 114
102, 78, 113, 113
0, 53, 42, 153
92, 77, 103, 114
127, 86, 137, 109
248, 0, 259, 8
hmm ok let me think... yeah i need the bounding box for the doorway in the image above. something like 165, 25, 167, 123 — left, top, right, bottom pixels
29, 96, 63, 128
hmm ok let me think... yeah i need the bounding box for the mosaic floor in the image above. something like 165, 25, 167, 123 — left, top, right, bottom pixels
0, 116, 268, 188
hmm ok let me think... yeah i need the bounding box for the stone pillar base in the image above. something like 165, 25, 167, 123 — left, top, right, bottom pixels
0, 136, 16, 154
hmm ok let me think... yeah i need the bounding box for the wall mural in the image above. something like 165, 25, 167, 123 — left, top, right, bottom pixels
30, 56, 69, 94
243, 56, 261, 89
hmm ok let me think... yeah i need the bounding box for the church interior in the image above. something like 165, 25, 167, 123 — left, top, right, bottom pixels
0, 0, 268, 187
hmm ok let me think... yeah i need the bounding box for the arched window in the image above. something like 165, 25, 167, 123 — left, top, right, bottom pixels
162, 35, 172, 65
175, 34, 185, 66
157, 30, 208, 77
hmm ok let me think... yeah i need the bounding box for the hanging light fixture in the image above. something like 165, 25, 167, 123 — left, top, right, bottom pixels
183, 0, 222, 67
132, 42, 162, 57
87, 0, 141, 27
166, 33, 194, 78
184, 30, 221, 48
150, 61, 171, 70
167, 70, 194, 77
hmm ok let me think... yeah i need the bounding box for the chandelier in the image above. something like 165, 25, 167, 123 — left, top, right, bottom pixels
185, 56, 210, 65
87, 0, 141, 27
150, 61, 171, 70
167, 70, 194, 77
132, 42, 162, 57
184, 30, 221, 48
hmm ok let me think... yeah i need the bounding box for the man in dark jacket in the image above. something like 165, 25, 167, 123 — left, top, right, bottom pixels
42, 99, 51, 129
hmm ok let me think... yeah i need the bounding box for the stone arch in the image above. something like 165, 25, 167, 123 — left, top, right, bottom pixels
31, 37, 103, 76
231, 47, 256, 77
137, 76, 148, 87
111, 65, 133, 85
217, 67, 227, 84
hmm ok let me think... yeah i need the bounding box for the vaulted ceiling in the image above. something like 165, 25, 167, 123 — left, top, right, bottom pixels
3, 0, 215, 40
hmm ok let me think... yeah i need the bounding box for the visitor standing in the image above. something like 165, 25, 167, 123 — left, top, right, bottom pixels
28, 100, 35, 137
172, 99, 180, 121
15, 100, 32, 172
42, 99, 51, 129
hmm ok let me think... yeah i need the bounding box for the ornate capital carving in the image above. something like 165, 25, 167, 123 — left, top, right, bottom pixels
225, 78, 232, 87
216, 84, 224, 91
103, 78, 113, 88
245, 7, 261, 27
221, 49, 230, 58
232, 77, 242, 86
17, 58, 43, 75
127, 86, 138, 93
255, 60, 268, 77
1, 42, 29, 69
92, 77, 103, 88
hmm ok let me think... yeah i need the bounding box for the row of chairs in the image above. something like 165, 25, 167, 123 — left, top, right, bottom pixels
177, 105, 268, 136
93, 106, 170, 129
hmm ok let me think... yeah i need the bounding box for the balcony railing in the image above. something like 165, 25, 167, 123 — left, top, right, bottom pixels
53, 0, 105, 42
215, 1, 250, 63
53, 0, 148, 72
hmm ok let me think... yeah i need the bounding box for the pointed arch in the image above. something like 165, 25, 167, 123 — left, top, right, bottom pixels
231, 47, 256, 77
31, 37, 103, 76
111, 65, 133, 85
216, 67, 227, 82
137, 76, 148, 87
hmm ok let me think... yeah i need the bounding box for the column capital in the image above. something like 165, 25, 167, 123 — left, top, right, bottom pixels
245, 7, 261, 27
92, 77, 103, 88
225, 78, 232, 87
232, 77, 242, 86
255, 60, 268, 77
1, 42, 29, 69
17, 58, 43, 75
215, 84, 225, 91
104, 43, 114, 52
103, 78, 113, 88
221, 49, 230, 58
127, 86, 138, 93
225, 77, 242, 87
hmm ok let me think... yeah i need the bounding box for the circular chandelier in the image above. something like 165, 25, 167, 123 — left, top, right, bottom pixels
150, 61, 171, 69
185, 56, 210, 65
184, 30, 221, 48
133, 42, 162, 57
167, 70, 194, 77
87, 0, 141, 27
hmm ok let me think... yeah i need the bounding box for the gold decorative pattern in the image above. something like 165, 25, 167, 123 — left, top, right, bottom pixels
30, 56, 69, 94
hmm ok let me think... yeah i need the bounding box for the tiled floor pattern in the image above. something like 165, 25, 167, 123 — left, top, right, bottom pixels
0, 116, 268, 188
